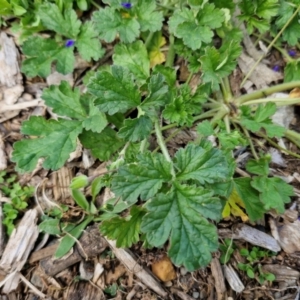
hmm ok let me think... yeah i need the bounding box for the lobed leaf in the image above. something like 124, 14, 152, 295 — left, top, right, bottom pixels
141, 183, 221, 270
100, 206, 146, 247
111, 152, 173, 203
76, 22, 105, 61
38, 3, 81, 38
113, 41, 150, 81
21, 36, 74, 78
118, 116, 153, 142
79, 127, 125, 161
174, 144, 229, 184
88, 66, 140, 115
12, 117, 83, 172
42, 82, 107, 133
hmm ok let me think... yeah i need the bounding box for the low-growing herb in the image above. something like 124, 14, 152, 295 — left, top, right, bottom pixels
5, 0, 300, 271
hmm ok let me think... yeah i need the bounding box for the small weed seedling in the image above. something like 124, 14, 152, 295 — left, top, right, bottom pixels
238, 247, 276, 284
0, 171, 34, 235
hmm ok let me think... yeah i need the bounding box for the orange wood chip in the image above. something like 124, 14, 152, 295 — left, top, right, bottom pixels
151, 256, 177, 282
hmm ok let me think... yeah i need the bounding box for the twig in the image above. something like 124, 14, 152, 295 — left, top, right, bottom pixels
0, 99, 44, 112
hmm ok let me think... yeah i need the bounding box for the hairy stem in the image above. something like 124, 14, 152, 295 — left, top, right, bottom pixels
285, 129, 300, 148
235, 81, 300, 105
165, 34, 175, 68
257, 132, 300, 159
241, 97, 300, 107
145, 32, 154, 49
155, 120, 172, 162
241, 126, 259, 160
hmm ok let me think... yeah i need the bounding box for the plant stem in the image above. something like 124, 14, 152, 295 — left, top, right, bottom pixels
140, 139, 148, 153
240, 5, 300, 87
241, 97, 300, 107
145, 32, 154, 49
285, 129, 300, 148
253, 33, 294, 63
153, 127, 184, 154
257, 132, 300, 159
224, 115, 231, 133
235, 81, 300, 105
91, 0, 100, 8
221, 77, 233, 103
154, 120, 171, 163
193, 108, 222, 122
241, 125, 259, 160
210, 105, 229, 126
165, 34, 175, 68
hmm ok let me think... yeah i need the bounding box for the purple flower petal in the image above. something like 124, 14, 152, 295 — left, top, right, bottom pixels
121, 2, 132, 9
273, 65, 280, 72
288, 50, 296, 57
65, 39, 75, 47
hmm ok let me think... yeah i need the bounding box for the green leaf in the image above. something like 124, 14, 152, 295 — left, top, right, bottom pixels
38, 3, 81, 38
251, 176, 294, 213
71, 189, 89, 211
118, 116, 152, 142
39, 218, 62, 235
21, 36, 75, 78
246, 156, 270, 176
284, 61, 300, 82
152, 65, 176, 87
169, 4, 224, 50
241, 103, 286, 138
88, 66, 141, 115
55, 216, 93, 258
240, 248, 249, 256
255, 102, 277, 122
163, 97, 193, 126
134, 0, 163, 32
177, 22, 212, 51
265, 273, 276, 281
42, 82, 107, 133
281, 13, 300, 46
141, 73, 169, 111
238, 0, 278, 34
12, 117, 83, 172
70, 175, 89, 189
246, 267, 255, 278
91, 177, 105, 201
141, 183, 220, 270
217, 130, 247, 150
0, 0, 12, 15
113, 41, 150, 81
197, 120, 214, 136
100, 206, 146, 247
112, 152, 173, 203
233, 178, 265, 221
92, 7, 140, 43
79, 127, 125, 161
174, 143, 229, 184
200, 41, 242, 90
41, 81, 85, 118
76, 22, 105, 61
163, 85, 205, 126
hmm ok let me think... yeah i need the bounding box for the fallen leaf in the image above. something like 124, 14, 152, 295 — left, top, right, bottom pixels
149, 32, 166, 68
222, 189, 249, 222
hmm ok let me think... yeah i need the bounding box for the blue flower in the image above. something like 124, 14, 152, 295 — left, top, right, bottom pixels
65, 39, 75, 47
272, 65, 280, 72
121, 2, 132, 9
288, 50, 296, 57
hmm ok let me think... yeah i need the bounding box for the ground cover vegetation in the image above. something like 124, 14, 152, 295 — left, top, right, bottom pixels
1, 0, 300, 272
